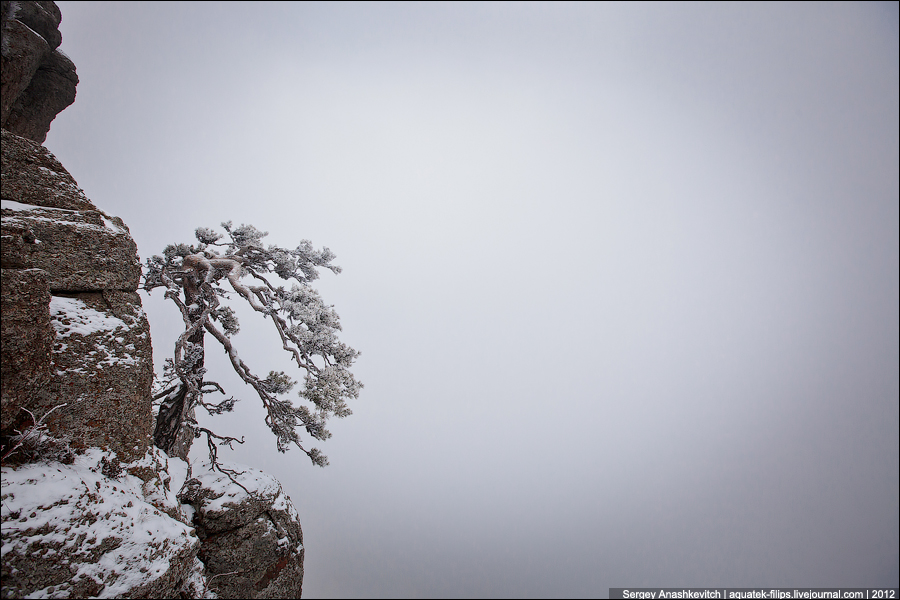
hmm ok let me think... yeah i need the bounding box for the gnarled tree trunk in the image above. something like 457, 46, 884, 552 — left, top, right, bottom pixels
153, 279, 205, 460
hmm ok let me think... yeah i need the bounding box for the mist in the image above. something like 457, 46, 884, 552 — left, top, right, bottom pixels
48, 2, 899, 596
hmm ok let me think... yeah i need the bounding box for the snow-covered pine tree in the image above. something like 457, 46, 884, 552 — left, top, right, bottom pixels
143, 222, 361, 467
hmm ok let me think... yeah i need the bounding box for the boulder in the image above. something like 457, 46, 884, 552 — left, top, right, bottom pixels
1, 129, 96, 211
4, 47, 78, 143
1, 0, 77, 143
180, 463, 305, 599
1, 202, 142, 292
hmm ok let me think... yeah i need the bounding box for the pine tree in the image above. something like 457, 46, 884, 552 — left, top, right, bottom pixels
143, 222, 361, 467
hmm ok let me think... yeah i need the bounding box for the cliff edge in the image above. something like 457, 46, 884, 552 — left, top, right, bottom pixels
1, 3, 304, 597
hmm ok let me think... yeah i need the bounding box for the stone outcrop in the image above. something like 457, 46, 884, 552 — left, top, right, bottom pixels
1, 198, 142, 291
0, 0, 150, 459
1, 3, 305, 598
0, 6, 151, 461
180, 464, 305, 599
1, 0, 78, 143
0, 129, 94, 211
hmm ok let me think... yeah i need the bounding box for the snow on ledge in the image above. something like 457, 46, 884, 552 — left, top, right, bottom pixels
50, 296, 127, 338
1, 199, 127, 235
0, 199, 40, 212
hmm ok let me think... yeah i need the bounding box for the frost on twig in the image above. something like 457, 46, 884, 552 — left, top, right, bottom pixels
143, 222, 362, 468
0, 405, 73, 465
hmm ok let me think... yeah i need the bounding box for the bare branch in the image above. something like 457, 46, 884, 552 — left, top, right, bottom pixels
1, 405, 69, 462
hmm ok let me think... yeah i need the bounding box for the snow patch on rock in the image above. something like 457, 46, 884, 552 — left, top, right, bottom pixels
188, 460, 282, 514
1, 448, 202, 598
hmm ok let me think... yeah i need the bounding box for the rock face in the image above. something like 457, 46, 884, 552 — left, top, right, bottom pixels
1, 130, 154, 462
1, 197, 142, 292
1, 0, 78, 143
0, 3, 152, 462
1, 3, 153, 461
180, 463, 305, 599
1, 3, 305, 598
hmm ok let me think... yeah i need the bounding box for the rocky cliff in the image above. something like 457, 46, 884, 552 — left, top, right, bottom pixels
1, 3, 304, 597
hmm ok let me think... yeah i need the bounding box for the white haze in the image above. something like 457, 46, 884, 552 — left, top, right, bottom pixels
48, 2, 899, 597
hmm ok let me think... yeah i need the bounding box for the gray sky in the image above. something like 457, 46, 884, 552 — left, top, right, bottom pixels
49, 2, 898, 597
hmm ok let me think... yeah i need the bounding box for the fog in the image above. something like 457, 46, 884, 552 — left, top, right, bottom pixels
48, 2, 898, 596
